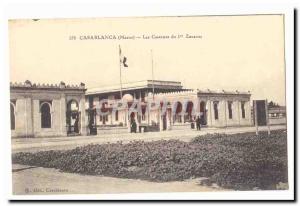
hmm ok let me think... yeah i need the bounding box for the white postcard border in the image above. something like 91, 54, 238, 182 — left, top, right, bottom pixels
0, 2, 295, 201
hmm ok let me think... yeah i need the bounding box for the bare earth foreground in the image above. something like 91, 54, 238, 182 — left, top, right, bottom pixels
12, 164, 224, 195
12, 125, 286, 195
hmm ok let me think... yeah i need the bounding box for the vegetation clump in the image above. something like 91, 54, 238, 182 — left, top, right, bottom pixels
12, 130, 288, 190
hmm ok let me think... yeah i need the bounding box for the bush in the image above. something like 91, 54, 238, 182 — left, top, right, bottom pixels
12, 130, 288, 190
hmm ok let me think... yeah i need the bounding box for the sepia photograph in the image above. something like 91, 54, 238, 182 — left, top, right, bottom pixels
6, 10, 294, 200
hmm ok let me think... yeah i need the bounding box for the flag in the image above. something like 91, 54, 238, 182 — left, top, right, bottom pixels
119, 46, 128, 68
122, 56, 128, 67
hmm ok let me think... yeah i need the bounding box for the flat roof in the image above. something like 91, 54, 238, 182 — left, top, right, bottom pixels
86, 80, 184, 95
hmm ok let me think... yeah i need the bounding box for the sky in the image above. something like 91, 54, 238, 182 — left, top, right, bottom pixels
9, 15, 286, 105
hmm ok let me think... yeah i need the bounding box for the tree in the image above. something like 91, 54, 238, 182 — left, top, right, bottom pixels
268, 101, 280, 108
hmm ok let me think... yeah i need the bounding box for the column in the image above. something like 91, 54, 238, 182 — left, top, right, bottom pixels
159, 109, 163, 131
237, 101, 241, 126
80, 95, 87, 135
224, 100, 227, 127
24, 96, 33, 137
60, 94, 67, 136
209, 100, 213, 126
167, 109, 172, 130
135, 112, 139, 132
247, 101, 252, 125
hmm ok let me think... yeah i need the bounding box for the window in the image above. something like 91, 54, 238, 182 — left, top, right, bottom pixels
213, 101, 219, 120
228, 101, 233, 119
10, 102, 15, 130
115, 110, 119, 121
241, 102, 246, 119
41, 102, 51, 128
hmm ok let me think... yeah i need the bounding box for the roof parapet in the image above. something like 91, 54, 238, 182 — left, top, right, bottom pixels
10, 80, 86, 90
196, 88, 251, 95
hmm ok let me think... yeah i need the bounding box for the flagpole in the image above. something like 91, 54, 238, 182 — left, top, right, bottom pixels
151, 49, 155, 100
119, 45, 123, 99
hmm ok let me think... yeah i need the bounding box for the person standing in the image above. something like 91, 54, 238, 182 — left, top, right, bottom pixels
131, 119, 137, 133
196, 116, 201, 131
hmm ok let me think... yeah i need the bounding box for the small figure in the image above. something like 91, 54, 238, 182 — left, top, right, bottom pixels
196, 116, 201, 131
131, 119, 137, 133
191, 122, 195, 129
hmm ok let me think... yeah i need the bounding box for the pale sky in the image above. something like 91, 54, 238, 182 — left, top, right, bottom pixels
9, 15, 286, 105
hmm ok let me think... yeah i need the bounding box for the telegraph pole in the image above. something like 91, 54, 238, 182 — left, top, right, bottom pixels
151, 49, 155, 100
119, 45, 123, 99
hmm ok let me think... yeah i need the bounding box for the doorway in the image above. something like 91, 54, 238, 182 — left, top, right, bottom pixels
200, 101, 207, 125
66, 100, 80, 135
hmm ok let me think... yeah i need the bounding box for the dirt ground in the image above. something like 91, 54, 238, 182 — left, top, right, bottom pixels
12, 164, 226, 195
11, 125, 286, 153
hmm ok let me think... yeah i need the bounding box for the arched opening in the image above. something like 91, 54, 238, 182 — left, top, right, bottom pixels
241, 101, 246, 119
40, 102, 51, 128
100, 102, 109, 125
228, 101, 233, 119
141, 106, 146, 121
159, 101, 169, 130
66, 100, 80, 135
130, 112, 135, 122
185, 101, 194, 122
174, 101, 182, 123
200, 101, 207, 125
10, 102, 15, 130
213, 101, 219, 120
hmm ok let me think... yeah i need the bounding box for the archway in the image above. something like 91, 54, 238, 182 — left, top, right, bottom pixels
130, 112, 135, 122
185, 101, 194, 122
66, 100, 80, 135
40, 102, 51, 128
173, 101, 183, 123
100, 102, 109, 125
200, 101, 207, 125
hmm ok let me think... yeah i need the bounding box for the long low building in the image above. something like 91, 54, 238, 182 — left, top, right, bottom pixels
85, 80, 252, 132
10, 79, 252, 138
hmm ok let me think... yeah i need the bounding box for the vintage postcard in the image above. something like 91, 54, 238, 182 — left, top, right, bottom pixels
8, 12, 293, 200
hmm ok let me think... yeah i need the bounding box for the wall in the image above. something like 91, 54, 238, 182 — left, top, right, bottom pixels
11, 88, 86, 138
86, 91, 253, 130
10, 97, 34, 137
203, 95, 252, 127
